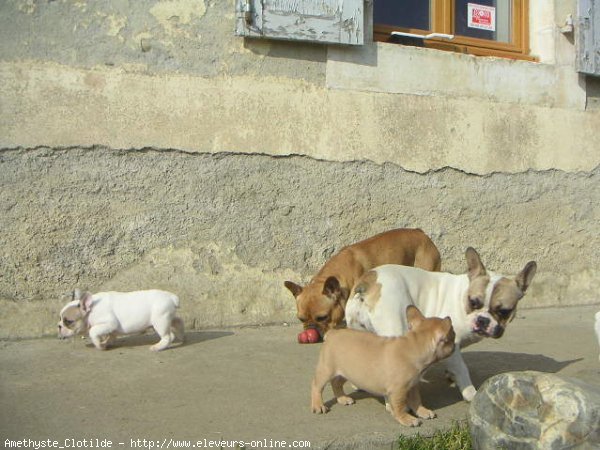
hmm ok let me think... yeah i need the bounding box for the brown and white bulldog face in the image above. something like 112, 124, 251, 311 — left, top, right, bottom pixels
284, 277, 348, 339
464, 247, 537, 339
57, 290, 92, 339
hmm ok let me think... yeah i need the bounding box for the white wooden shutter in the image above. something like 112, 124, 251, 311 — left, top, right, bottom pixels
577, 0, 600, 75
235, 0, 364, 45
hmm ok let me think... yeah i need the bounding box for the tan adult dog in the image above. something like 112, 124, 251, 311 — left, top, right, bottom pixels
311, 305, 455, 427
284, 228, 441, 340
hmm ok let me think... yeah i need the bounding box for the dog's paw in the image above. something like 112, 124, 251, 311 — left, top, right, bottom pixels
408, 418, 423, 428
336, 396, 355, 406
311, 403, 329, 414
461, 386, 477, 402
415, 406, 436, 420
397, 414, 422, 427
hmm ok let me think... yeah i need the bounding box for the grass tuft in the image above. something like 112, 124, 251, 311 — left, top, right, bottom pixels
396, 421, 472, 450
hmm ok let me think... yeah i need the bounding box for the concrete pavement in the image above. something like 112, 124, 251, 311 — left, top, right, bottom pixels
1, 305, 600, 449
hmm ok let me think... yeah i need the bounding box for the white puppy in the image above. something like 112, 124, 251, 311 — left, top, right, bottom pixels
58, 289, 184, 351
345, 247, 536, 402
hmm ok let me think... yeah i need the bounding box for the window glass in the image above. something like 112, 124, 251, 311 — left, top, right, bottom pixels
373, 0, 431, 30
455, 0, 511, 42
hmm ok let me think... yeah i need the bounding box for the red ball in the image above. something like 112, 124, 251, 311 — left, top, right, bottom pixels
305, 328, 320, 343
297, 331, 309, 344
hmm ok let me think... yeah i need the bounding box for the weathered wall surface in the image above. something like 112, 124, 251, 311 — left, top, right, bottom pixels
1, 147, 599, 337
0, 0, 327, 80
2, 60, 600, 175
1, 1, 599, 338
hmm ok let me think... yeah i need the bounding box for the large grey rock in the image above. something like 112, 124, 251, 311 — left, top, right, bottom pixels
469, 371, 600, 449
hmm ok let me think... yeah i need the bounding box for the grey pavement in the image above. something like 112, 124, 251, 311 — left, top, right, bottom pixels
1, 305, 600, 450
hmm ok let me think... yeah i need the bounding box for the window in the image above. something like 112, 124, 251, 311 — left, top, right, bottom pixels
235, 0, 364, 45
373, 0, 532, 61
577, 0, 600, 76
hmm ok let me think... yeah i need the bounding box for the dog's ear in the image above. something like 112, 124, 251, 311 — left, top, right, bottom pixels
436, 317, 455, 350
515, 261, 537, 294
284, 281, 303, 298
79, 292, 94, 314
406, 305, 425, 330
466, 247, 486, 279
442, 317, 454, 338
72, 289, 82, 301
443, 316, 452, 330
322, 277, 348, 304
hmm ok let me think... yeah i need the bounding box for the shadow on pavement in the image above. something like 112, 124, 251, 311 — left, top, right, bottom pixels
183, 330, 235, 345
320, 351, 582, 411
464, 351, 582, 386
423, 351, 582, 409
85, 330, 235, 350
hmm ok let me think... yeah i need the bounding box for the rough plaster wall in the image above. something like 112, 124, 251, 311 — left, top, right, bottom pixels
2, 0, 599, 173
2, 60, 599, 174
1, 1, 599, 338
0, 0, 326, 81
1, 148, 598, 338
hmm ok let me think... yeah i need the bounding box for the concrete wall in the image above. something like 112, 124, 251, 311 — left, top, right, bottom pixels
1, 0, 599, 338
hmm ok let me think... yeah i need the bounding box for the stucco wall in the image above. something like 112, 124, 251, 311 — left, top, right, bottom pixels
2, 1, 600, 174
1, 147, 598, 338
1, 0, 599, 338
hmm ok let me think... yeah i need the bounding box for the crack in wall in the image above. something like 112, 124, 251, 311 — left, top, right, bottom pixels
2, 145, 598, 178
0, 144, 598, 336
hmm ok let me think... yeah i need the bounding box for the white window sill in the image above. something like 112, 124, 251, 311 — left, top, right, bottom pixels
326, 42, 586, 110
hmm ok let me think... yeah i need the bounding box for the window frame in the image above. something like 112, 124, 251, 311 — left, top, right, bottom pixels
373, 0, 533, 61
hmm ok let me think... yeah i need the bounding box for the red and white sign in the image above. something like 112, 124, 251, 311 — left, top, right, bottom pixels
467, 3, 496, 31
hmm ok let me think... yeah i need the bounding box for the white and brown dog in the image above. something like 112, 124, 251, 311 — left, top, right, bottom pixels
58, 289, 184, 351
345, 247, 537, 401
285, 228, 441, 341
